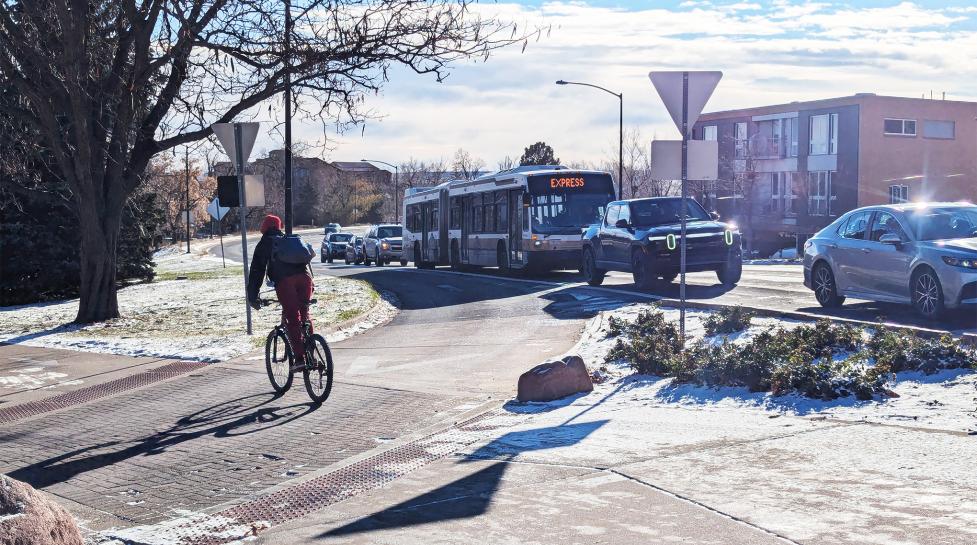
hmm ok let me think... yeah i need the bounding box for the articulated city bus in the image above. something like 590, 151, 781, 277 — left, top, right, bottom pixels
402, 166, 616, 272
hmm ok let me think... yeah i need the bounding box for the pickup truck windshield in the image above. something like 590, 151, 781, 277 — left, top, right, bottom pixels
630, 198, 710, 227
376, 226, 402, 239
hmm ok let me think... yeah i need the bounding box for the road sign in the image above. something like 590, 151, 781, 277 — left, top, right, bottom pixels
215, 175, 265, 208
212, 122, 260, 164
648, 71, 722, 134
207, 198, 230, 221
650, 140, 719, 180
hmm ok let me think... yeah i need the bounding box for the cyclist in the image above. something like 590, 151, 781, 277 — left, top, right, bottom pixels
247, 214, 315, 372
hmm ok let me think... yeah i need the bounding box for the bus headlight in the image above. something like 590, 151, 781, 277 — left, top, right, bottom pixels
533, 239, 543, 248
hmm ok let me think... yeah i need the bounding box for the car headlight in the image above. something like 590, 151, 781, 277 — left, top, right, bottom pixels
942, 256, 977, 269
533, 239, 543, 248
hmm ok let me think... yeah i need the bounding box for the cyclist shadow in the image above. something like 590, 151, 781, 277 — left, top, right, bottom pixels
8, 393, 319, 489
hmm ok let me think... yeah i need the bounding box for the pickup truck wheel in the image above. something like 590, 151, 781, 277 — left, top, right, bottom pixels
661, 272, 678, 283
582, 247, 606, 286
400, 259, 408, 267
631, 250, 657, 290
375, 248, 384, 267
716, 254, 742, 286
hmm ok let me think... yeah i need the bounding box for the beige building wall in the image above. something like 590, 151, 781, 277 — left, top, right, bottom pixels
856, 96, 977, 207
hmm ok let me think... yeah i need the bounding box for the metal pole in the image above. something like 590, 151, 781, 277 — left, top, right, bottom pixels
680, 71, 689, 351
283, 0, 293, 235
185, 147, 191, 253
216, 197, 226, 269
235, 124, 253, 335
619, 93, 624, 200
394, 165, 399, 223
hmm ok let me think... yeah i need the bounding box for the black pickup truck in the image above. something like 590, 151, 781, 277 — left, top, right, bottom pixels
581, 197, 742, 289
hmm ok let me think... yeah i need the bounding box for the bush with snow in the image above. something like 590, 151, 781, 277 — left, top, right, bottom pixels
606, 309, 976, 400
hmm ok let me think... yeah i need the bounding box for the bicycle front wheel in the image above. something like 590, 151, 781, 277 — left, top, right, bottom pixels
303, 334, 334, 404
265, 328, 294, 394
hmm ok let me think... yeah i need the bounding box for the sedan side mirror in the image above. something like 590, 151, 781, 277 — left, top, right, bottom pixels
615, 219, 631, 229
878, 233, 903, 247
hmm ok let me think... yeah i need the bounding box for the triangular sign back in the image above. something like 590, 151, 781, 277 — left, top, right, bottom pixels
211, 122, 261, 164
648, 71, 722, 135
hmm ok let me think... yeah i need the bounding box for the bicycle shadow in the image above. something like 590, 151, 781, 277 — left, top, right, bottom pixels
7, 392, 319, 489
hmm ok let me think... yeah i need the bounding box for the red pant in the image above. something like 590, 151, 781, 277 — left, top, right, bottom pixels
275, 273, 314, 361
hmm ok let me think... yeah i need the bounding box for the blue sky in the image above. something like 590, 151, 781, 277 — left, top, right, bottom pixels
249, 1, 977, 170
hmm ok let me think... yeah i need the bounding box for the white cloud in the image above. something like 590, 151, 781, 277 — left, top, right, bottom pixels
247, 1, 977, 168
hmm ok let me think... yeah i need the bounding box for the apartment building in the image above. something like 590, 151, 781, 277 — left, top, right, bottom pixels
692, 93, 977, 254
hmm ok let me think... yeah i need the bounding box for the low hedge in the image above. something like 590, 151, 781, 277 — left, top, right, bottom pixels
605, 308, 975, 400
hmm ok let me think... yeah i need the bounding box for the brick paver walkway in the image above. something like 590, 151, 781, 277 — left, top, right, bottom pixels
0, 364, 469, 526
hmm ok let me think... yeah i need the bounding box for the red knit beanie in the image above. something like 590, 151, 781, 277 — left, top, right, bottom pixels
259, 214, 283, 234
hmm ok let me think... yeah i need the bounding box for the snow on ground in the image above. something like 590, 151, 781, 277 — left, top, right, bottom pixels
0, 243, 395, 362
560, 303, 977, 434
92, 510, 264, 545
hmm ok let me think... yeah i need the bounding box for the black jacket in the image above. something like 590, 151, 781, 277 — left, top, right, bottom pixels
247, 229, 310, 302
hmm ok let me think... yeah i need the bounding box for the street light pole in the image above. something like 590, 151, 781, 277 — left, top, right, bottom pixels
283, 0, 293, 235
362, 159, 400, 223
556, 80, 624, 200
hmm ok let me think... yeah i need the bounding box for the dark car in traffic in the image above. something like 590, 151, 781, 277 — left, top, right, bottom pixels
324, 222, 342, 235
344, 236, 365, 265
803, 202, 977, 319
581, 197, 742, 289
321, 232, 354, 263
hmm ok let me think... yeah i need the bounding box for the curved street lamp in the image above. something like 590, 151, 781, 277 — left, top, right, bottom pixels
556, 80, 623, 200
361, 159, 400, 223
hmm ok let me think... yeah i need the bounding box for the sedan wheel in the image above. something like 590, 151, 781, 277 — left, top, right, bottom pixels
912, 269, 944, 319
813, 263, 845, 308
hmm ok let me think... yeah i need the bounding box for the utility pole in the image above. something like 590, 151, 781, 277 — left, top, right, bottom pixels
185, 146, 191, 253
283, 0, 293, 234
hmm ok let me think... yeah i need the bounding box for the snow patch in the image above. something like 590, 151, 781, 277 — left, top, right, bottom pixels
93, 510, 267, 545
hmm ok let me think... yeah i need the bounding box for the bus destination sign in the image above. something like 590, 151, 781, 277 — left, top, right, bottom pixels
528, 173, 615, 196
549, 177, 586, 189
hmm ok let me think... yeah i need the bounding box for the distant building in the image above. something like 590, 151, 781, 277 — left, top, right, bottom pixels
692, 93, 977, 254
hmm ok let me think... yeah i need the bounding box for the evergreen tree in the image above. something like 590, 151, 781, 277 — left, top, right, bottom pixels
519, 142, 560, 166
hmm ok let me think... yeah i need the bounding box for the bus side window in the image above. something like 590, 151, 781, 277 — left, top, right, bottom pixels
496, 191, 507, 234
473, 198, 483, 233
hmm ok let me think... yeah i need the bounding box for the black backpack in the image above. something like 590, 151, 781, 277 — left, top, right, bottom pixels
271, 234, 315, 265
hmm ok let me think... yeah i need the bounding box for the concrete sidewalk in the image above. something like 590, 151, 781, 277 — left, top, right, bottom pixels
258, 454, 790, 545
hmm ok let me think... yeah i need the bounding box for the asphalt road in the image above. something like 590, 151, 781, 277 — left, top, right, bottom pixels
216, 227, 977, 335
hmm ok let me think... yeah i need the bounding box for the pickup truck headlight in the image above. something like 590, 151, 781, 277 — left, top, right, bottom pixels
381, 241, 390, 250
942, 256, 977, 269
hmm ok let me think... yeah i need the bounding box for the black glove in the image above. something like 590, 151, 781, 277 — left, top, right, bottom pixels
249, 298, 261, 310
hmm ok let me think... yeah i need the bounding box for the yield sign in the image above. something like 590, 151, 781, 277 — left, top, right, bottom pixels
648, 71, 722, 134
207, 197, 230, 220
211, 122, 260, 164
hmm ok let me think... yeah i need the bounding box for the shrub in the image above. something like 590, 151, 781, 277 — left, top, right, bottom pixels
703, 307, 753, 336
604, 310, 976, 400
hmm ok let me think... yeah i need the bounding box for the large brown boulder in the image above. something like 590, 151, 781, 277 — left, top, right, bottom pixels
517, 355, 594, 402
0, 475, 83, 545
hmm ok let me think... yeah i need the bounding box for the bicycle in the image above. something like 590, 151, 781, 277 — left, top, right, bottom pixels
262, 298, 334, 404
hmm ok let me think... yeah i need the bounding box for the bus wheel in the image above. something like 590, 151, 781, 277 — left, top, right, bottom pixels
413, 244, 423, 269
497, 242, 510, 275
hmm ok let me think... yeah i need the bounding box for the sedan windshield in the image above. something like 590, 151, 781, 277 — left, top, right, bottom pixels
630, 198, 711, 227
904, 207, 977, 241
377, 226, 402, 239
330, 234, 353, 242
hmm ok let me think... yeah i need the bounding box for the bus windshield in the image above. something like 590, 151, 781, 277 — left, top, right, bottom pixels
528, 173, 615, 235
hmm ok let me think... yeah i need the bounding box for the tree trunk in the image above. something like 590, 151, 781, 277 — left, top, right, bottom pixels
75, 203, 122, 323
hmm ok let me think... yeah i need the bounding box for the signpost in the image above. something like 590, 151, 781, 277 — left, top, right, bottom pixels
207, 197, 230, 268
212, 122, 261, 335
649, 70, 722, 350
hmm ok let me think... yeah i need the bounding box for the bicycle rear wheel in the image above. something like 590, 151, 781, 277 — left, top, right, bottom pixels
265, 328, 294, 394
303, 334, 334, 404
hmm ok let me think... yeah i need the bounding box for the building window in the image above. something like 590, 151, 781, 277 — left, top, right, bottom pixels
884, 118, 916, 136
809, 113, 838, 155
784, 117, 798, 157
889, 185, 909, 204
923, 120, 955, 139
734, 122, 748, 159
807, 171, 835, 216
703, 125, 717, 141
768, 172, 796, 215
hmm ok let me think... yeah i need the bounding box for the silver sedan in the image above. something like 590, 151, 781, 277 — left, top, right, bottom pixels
803, 202, 977, 319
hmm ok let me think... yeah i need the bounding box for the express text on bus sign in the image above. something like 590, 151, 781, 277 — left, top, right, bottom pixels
550, 177, 586, 189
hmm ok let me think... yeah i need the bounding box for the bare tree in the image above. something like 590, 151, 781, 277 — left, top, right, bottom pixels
0, 0, 525, 322
497, 155, 516, 171
452, 148, 484, 180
